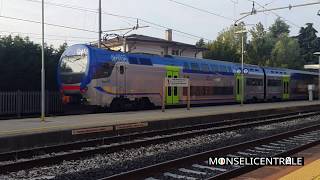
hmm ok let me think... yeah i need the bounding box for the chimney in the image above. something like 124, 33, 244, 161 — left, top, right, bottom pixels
165, 29, 172, 41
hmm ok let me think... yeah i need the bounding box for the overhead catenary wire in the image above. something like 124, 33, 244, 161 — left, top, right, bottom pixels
21, 0, 211, 41
0, 30, 96, 40
246, 0, 300, 28
0, 15, 98, 33
241, 1, 320, 15
168, 0, 235, 21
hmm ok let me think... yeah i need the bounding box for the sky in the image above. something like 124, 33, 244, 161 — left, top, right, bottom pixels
0, 0, 319, 47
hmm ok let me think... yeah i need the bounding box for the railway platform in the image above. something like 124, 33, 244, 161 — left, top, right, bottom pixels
0, 100, 320, 153
234, 143, 320, 180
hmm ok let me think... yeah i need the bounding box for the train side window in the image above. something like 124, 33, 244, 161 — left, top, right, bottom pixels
183, 62, 190, 70
139, 58, 152, 66
94, 62, 115, 79
191, 63, 200, 71
128, 57, 139, 64
247, 78, 263, 86
211, 64, 218, 72
201, 64, 210, 72
219, 65, 227, 72
119, 65, 124, 74
227, 66, 232, 72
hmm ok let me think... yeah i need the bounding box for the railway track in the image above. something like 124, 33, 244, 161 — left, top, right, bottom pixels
0, 111, 319, 175
101, 123, 320, 180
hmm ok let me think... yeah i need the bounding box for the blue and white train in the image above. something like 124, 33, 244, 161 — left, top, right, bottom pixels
58, 44, 319, 110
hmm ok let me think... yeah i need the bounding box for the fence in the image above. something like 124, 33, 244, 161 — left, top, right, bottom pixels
0, 91, 63, 116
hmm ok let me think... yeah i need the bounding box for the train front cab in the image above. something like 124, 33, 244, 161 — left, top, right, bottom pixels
58, 44, 90, 104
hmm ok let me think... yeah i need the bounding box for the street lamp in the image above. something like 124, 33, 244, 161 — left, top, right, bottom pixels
314, 52, 320, 100
235, 29, 247, 106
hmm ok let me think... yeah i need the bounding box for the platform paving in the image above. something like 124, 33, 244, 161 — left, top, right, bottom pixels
0, 100, 320, 138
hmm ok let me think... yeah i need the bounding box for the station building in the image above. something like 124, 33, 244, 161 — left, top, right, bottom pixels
100, 29, 206, 59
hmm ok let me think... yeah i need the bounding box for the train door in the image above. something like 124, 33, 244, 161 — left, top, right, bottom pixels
116, 62, 126, 97
166, 66, 179, 105
282, 76, 290, 100
235, 73, 243, 102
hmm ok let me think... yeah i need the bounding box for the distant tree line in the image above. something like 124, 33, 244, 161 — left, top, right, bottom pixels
197, 18, 320, 70
0, 35, 67, 91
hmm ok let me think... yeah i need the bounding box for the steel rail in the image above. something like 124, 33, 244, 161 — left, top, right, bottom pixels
101, 123, 320, 180
0, 111, 318, 174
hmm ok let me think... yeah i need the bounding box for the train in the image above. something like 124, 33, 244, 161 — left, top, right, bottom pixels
58, 44, 319, 110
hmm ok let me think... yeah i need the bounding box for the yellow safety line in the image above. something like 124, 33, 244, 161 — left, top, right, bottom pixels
279, 159, 320, 180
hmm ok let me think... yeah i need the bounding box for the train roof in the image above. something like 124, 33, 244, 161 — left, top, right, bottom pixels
63, 44, 317, 76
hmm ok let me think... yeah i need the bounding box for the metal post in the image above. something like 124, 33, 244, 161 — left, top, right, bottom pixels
162, 78, 166, 112
241, 34, 244, 106
98, 0, 102, 48
187, 81, 190, 110
41, 0, 45, 121
318, 56, 320, 100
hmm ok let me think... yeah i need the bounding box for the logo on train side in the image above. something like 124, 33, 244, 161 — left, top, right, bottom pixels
76, 48, 88, 57
110, 54, 128, 63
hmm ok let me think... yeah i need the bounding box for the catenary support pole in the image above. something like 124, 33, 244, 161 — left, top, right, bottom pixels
98, 0, 102, 48
41, 0, 45, 121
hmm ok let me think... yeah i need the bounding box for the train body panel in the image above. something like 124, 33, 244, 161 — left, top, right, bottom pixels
58, 44, 319, 109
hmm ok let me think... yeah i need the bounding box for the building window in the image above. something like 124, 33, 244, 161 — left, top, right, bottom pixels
172, 49, 180, 56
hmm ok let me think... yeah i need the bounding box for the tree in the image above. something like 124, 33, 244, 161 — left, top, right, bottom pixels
270, 34, 302, 69
195, 38, 205, 48
247, 22, 273, 66
297, 23, 320, 64
0, 35, 66, 91
269, 18, 290, 39
204, 22, 247, 62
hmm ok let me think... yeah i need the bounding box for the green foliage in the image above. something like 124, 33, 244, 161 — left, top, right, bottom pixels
203, 22, 247, 62
0, 35, 67, 91
247, 22, 273, 66
195, 38, 205, 48
269, 18, 290, 38
204, 18, 320, 70
297, 23, 320, 64
270, 34, 302, 69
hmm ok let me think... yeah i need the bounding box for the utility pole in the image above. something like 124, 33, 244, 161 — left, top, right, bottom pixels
41, 0, 45, 121
235, 29, 247, 106
314, 52, 320, 100
98, 0, 102, 48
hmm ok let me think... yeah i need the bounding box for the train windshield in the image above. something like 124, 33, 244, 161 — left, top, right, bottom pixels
60, 54, 88, 84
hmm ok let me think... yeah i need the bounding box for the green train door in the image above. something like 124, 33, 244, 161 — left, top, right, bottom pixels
235, 73, 243, 102
166, 66, 179, 105
282, 76, 290, 100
